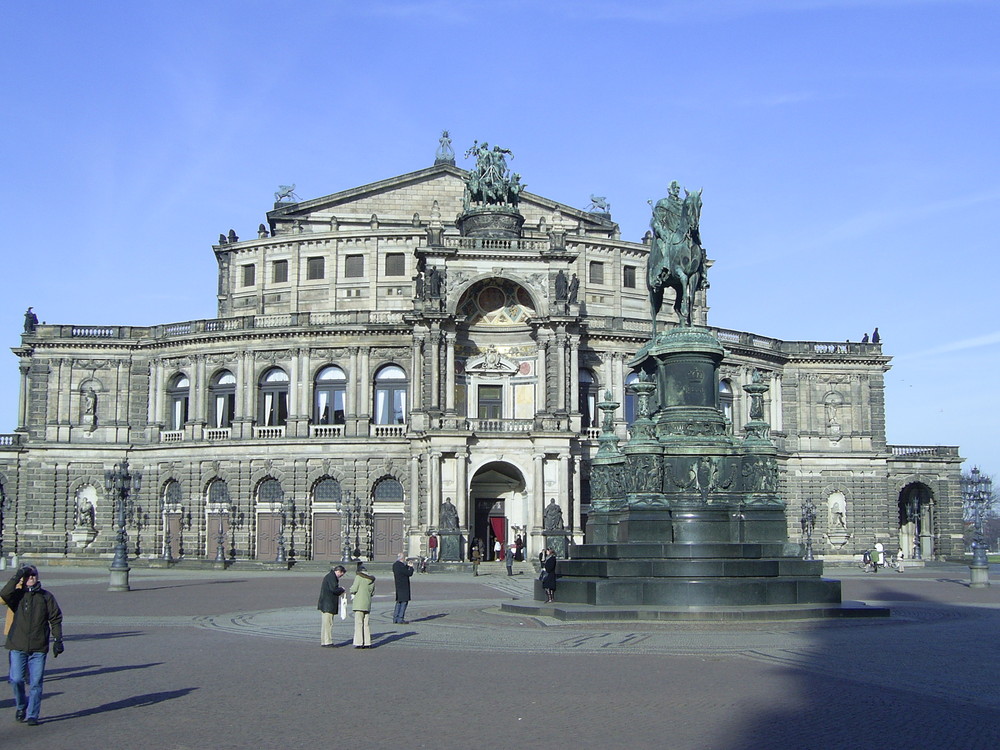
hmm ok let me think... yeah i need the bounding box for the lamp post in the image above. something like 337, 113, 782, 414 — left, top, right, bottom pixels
800, 499, 817, 561
274, 493, 288, 565
105, 459, 141, 592
966, 467, 991, 568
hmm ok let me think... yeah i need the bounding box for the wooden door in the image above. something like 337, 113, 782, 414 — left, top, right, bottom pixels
257, 512, 281, 560
373, 514, 403, 561
313, 513, 343, 561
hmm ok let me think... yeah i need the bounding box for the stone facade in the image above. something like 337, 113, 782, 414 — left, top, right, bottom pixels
0, 161, 964, 564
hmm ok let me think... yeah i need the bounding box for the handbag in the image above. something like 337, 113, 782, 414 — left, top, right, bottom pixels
338, 593, 347, 621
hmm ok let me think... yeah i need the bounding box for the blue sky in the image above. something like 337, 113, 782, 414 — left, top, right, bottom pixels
2, 0, 996, 472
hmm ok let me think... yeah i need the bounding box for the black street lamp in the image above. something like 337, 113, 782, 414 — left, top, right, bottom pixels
104, 459, 141, 592
274, 492, 288, 564
965, 467, 991, 568
800, 499, 817, 561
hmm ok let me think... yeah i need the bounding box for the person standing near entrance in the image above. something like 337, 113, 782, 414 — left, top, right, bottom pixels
2, 565, 63, 725
506, 544, 516, 575
350, 564, 376, 649
392, 553, 414, 624
428, 533, 438, 562
317, 564, 347, 647
471, 542, 482, 576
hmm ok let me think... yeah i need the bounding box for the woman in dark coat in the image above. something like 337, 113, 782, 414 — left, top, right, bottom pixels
541, 548, 557, 603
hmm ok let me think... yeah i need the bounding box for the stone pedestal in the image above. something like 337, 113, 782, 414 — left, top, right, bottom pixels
969, 563, 991, 588
439, 531, 464, 562
544, 532, 569, 559
108, 565, 131, 592
503, 327, 875, 621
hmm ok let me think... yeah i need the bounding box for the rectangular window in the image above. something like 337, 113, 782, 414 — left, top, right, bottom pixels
272, 260, 288, 284
623, 265, 636, 288
589, 261, 604, 285
385, 253, 405, 277
345, 255, 364, 278
242, 264, 256, 287
478, 384, 503, 420
306, 257, 325, 280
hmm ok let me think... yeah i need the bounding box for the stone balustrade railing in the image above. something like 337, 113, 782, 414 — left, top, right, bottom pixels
889, 445, 961, 457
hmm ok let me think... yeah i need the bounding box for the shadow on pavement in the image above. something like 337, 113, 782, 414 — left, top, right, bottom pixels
719, 582, 1000, 748
129, 580, 248, 592
47, 662, 164, 682
411, 613, 448, 623
65, 630, 143, 642
41, 687, 199, 723
370, 631, 418, 648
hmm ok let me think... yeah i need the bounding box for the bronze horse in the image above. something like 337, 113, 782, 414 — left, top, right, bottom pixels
647, 185, 706, 331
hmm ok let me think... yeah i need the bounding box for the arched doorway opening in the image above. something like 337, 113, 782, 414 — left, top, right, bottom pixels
898, 482, 935, 561
469, 462, 525, 561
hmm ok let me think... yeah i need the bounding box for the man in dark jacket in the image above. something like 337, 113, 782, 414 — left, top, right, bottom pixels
2, 565, 63, 725
317, 564, 347, 647
392, 553, 414, 624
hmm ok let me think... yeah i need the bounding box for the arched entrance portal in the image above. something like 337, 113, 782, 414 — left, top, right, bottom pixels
469, 462, 525, 562
898, 483, 935, 561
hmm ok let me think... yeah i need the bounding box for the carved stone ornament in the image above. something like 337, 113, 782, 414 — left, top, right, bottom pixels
465, 345, 518, 375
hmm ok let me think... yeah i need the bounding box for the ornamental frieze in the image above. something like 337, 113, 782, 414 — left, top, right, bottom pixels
625, 454, 661, 493
371, 347, 410, 362
254, 350, 293, 364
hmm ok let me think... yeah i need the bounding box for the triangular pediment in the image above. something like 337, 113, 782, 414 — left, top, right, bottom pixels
266, 163, 618, 236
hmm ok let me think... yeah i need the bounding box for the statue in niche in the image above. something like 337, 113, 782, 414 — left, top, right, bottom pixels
555, 270, 568, 301
543, 498, 565, 531
440, 498, 459, 530
83, 388, 97, 417
828, 495, 848, 529
567, 274, 579, 304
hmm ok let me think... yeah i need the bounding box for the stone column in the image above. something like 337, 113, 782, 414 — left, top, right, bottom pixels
569, 334, 580, 420
558, 453, 570, 528
359, 347, 371, 420
430, 452, 442, 524
410, 454, 421, 527
456, 451, 469, 527
445, 332, 456, 412
572, 454, 582, 534
532, 453, 545, 530
17, 363, 29, 431
411, 337, 424, 410
429, 329, 441, 411
535, 337, 548, 413
555, 326, 567, 412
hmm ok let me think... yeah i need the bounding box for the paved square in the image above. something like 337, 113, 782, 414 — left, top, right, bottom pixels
3, 562, 999, 749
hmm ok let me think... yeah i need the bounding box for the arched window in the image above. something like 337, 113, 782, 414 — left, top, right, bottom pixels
258, 368, 289, 427
167, 374, 190, 431
209, 370, 236, 428
314, 366, 347, 425
257, 477, 284, 507
579, 369, 600, 428
624, 372, 640, 425
208, 479, 229, 506
373, 477, 404, 503
314, 477, 342, 504
163, 479, 182, 508
374, 365, 408, 425
719, 379, 734, 429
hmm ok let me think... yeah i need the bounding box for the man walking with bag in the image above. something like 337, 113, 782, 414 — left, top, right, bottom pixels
2, 565, 63, 725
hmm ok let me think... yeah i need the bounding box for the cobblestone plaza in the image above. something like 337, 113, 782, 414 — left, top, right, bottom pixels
3, 561, 998, 748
